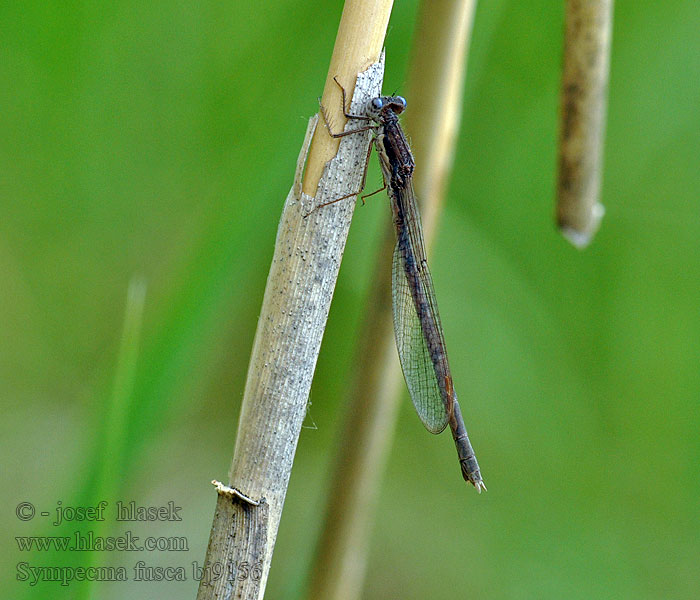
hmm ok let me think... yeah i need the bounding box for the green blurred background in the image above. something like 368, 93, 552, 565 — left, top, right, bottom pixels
2, 1, 699, 598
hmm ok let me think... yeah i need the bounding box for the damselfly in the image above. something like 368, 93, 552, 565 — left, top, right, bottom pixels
317, 77, 485, 491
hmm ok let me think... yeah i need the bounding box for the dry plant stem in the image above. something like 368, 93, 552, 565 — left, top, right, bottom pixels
303, 0, 393, 197
196, 60, 384, 600
405, 0, 477, 241
308, 3, 478, 599
307, 229, 400, 600
557, 0, 613, 248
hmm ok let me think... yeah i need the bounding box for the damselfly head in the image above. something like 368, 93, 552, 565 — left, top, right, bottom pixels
366, 95, 407, 119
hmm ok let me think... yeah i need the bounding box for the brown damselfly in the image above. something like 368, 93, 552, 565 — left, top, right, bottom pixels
315, 78, 485, 491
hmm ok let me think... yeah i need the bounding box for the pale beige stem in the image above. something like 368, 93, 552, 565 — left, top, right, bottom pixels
556, 0, 614, 248
196, 38, 388, 600
303, 0, 394, 197
307, 2, 478, 599
307, 226, 400, 600
405, 0, 477, 244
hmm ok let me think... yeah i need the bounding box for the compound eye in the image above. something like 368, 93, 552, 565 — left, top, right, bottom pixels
370, 98, 383, 111
396, 96, 407, 110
